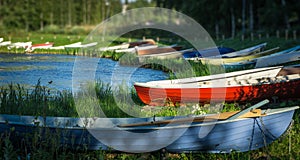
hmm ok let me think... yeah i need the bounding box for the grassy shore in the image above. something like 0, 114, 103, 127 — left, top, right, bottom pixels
0, 81, 299, 159
1, 32, 300, 159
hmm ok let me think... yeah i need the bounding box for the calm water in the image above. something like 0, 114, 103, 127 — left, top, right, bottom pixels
0, 53, 167, 91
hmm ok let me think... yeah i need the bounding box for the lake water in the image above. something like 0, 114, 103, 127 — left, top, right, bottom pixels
0, 53, 168, 91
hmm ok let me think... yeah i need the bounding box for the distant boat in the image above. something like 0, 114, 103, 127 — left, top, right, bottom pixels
188, 43, 267, 64
7, 41, 32, 49
134, 66, 300, 105
0, 100, 297, 153
183, 47, 235, 59
201, 47, 279, 65
225, 45, 300, 70
64, 42, 97, 50
137, 45, 182, 55
255, 51, 300, 68
138, 48, 193, 61
0, 37, 3, 42
99, 43, 130, 52
128, 39, 155, 48
0, 41, 12, 47
25, 42, 54, 52
115, 44, 158, 53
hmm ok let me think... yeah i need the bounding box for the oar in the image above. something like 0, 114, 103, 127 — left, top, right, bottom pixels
118, 99, 269, 128
227, 99, 269, 120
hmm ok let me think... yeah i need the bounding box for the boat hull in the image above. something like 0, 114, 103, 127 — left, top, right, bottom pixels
134, 79, 300, 105
0, 107, 297, 153
167, 108, 295, 153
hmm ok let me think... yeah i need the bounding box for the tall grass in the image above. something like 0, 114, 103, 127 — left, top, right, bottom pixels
0, 80, 300, 159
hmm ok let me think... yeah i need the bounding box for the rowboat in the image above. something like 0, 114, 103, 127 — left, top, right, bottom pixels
183, 47, 235, 59
138, 66, 283, 86
255, 51, 300, 68
225, 45, 300, 70
137, 45, 182, 55
25, 42, 54, 52
128, 39, 155, 48
195, 43, 272, 65
64, 42, 98, 50
7, 41, 32, 49
0, 100, 297, 153
166, 105, 298, 153
200, 47, 279, 65
64, 42, 82, 48
99, 39, 156, 52
134, 67, 300, 105
115, 44, 158, 53
220, 43, 267, 58
99, 43, 130, 52
0, 41, 12, 47
138, 48, 193, 61
0, 37, 3, 42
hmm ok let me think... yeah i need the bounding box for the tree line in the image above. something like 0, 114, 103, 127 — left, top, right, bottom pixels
0, 0, 124, 32
0, 0, 300, 37
156, 0, 300, 37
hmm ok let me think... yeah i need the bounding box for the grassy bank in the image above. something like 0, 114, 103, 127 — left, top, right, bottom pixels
1, 32, 300, 159
0, 81, 299, 159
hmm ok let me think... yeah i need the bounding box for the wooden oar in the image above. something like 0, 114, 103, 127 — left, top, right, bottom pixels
118, 99, 269, 128
227, 99, 269, 120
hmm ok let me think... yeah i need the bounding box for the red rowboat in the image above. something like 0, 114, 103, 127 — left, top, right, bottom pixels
134, 66, 300, 105
25, 42, 54, 52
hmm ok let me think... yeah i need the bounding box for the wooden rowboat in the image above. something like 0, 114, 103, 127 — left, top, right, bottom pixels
0, 100, 297, 153
134, 67, 300, 105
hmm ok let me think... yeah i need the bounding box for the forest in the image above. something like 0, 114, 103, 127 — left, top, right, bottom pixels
0, 0, 300, 37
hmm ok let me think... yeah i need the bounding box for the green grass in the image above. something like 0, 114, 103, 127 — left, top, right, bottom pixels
1, 32, 300, 159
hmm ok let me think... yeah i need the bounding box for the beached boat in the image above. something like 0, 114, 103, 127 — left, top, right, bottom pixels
0, 100, 297, 153
225, 46, 300, 70
134, 67, 300, 105
25, 42, 54, 52
115, 44, 158, 53
255, 51, 300, 68
183, 47, 235, 59
99, 43, 130, 52
195, 43, 272, 65
200, 47, 279, 65
139, 66, 283, 86
138, 48, 193, 61
137, 45, 182, 55
7, 41, 32, 49
0, 41, 12, 47
128, 39, 155, 48
0, 37, 3, 42
64, 42, 98, 50
166, 105, 298, 153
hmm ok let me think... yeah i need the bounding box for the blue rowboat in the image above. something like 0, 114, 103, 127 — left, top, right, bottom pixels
0, 104, 297, 153
166, 106, 298, 153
